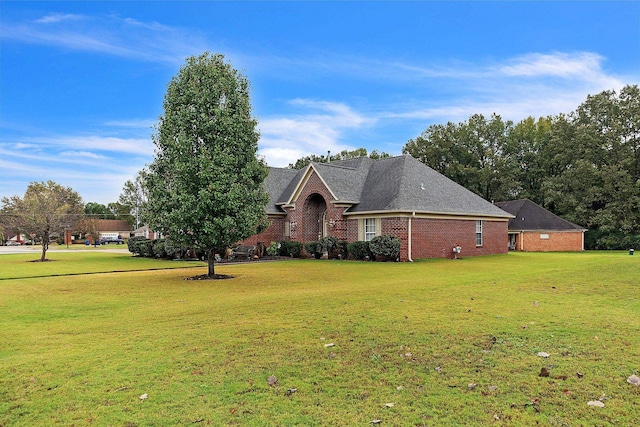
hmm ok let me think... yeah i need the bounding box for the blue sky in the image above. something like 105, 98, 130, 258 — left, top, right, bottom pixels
1, 1, 639, 205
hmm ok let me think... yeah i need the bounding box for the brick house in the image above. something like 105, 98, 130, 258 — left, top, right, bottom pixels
494, 199, 586, 252
242, 155, 513, 261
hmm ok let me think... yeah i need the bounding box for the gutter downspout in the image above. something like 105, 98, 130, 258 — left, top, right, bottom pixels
408, 212, 415, 262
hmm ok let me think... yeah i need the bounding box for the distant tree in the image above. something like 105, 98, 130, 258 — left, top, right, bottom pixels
84, 202, 115, 219
404, 114, 514, 201
107, 202, 135, 227
1, 181, 83, 261
119, 170, 148, 229
404, 84, 640, 249
288, 148, 391, 169
144, 52, 269, 278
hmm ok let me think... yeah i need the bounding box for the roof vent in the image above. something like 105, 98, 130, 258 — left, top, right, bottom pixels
420, 183, 425, 190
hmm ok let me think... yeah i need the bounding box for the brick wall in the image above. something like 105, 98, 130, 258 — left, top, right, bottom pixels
410, 218, 508, 260
285, 170, 347, 242
519, 231, 584, 252
241, 216, 285, 247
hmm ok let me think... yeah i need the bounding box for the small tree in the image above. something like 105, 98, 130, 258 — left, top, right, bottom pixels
119, 170, 148, 230
1, 181, 83, 261
144, 52, 269, 278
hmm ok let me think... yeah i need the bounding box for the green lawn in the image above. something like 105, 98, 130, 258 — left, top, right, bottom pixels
0, 251, 204, 280
1, 252, 638, 425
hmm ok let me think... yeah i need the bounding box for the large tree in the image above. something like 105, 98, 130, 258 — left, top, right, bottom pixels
403, 114, 514, 202
1, 181, 83, 261
144, 52, 269, 278
403, 84, 640, 249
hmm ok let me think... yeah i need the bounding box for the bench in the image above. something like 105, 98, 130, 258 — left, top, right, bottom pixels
230, 244, 255, 260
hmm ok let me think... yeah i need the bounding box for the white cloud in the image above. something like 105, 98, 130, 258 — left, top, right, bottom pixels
3, 15, 209, 65
14, 135, 154, 156
35, 13, 84, 24
59, 151, 107, 160
257, 100, 373, 167
104, 119, 156, 129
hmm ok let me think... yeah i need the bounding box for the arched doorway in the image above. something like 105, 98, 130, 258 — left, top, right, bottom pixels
302, 193, 327, 242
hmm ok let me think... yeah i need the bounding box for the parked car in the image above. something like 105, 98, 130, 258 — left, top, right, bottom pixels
99, 237, 125, 245
5, 241, 22, 246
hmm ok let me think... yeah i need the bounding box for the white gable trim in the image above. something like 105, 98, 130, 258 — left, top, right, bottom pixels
285, 163, 338, 205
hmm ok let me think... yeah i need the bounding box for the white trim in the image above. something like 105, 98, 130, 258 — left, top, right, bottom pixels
286, 164, 338, 205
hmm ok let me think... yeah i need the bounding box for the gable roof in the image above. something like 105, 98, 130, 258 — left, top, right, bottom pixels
265, 155, 512, 218
494, 199, 586, 231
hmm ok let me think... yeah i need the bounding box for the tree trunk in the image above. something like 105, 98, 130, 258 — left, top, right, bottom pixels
40, 231, 49, 262
207, 249, 216, 278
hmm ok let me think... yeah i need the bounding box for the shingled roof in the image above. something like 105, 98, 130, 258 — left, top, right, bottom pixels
494, 199, 586, 231
265, 155, 512, 218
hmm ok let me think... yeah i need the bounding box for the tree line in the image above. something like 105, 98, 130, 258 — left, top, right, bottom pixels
402, 85, 640, 249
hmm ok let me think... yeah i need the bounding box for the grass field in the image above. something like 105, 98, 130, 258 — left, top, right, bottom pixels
1, 251, 638, 425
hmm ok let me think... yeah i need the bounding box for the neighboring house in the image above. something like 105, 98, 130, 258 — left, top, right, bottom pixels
92, 219, 132, 240
242, 155, 513, 261
494, 199, 586, 252
133, 225, 159, 240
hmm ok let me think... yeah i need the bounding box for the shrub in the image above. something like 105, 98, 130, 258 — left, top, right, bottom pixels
142, 240, 155, 257
279, 240, 303, 258
347, 241, 372, 260
369, 235, 401, 261
164, 239, 181, 258
304, 241, 324, 259
127, 236, 148, 256
320, 236, 339, 258
152, 238, 167, 259
334, 240, 349, 259
266, 241, 279, 256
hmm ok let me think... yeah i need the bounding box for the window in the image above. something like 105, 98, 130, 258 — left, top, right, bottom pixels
364, 218, 376, 241
475, 220, 483, 246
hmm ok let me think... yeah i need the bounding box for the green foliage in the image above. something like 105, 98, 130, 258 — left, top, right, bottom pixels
127, 236, 148, 256
84, 202, 115, 219
119, 170, 147, 229
278, 240, 303, 258
404, 85, 640, 243
320, 236, 339, 258
152, 238, 168, 258
585, 228, 640, 250
288, 148, 391, 169
347, 240, 372, 260
335, 240, 349, 259
304, 241, 323, 259
266, 241, 279, 256
144, 52, 269, 277
368, 234, 401, 260
163, 238, 182, 258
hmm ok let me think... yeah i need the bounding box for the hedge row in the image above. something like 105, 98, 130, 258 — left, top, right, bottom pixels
301, 235, 401, 261
128, 234, 402, 261
127, 237, 202, 260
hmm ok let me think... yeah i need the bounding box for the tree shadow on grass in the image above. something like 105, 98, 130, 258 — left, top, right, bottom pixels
185, 274, 234, 280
